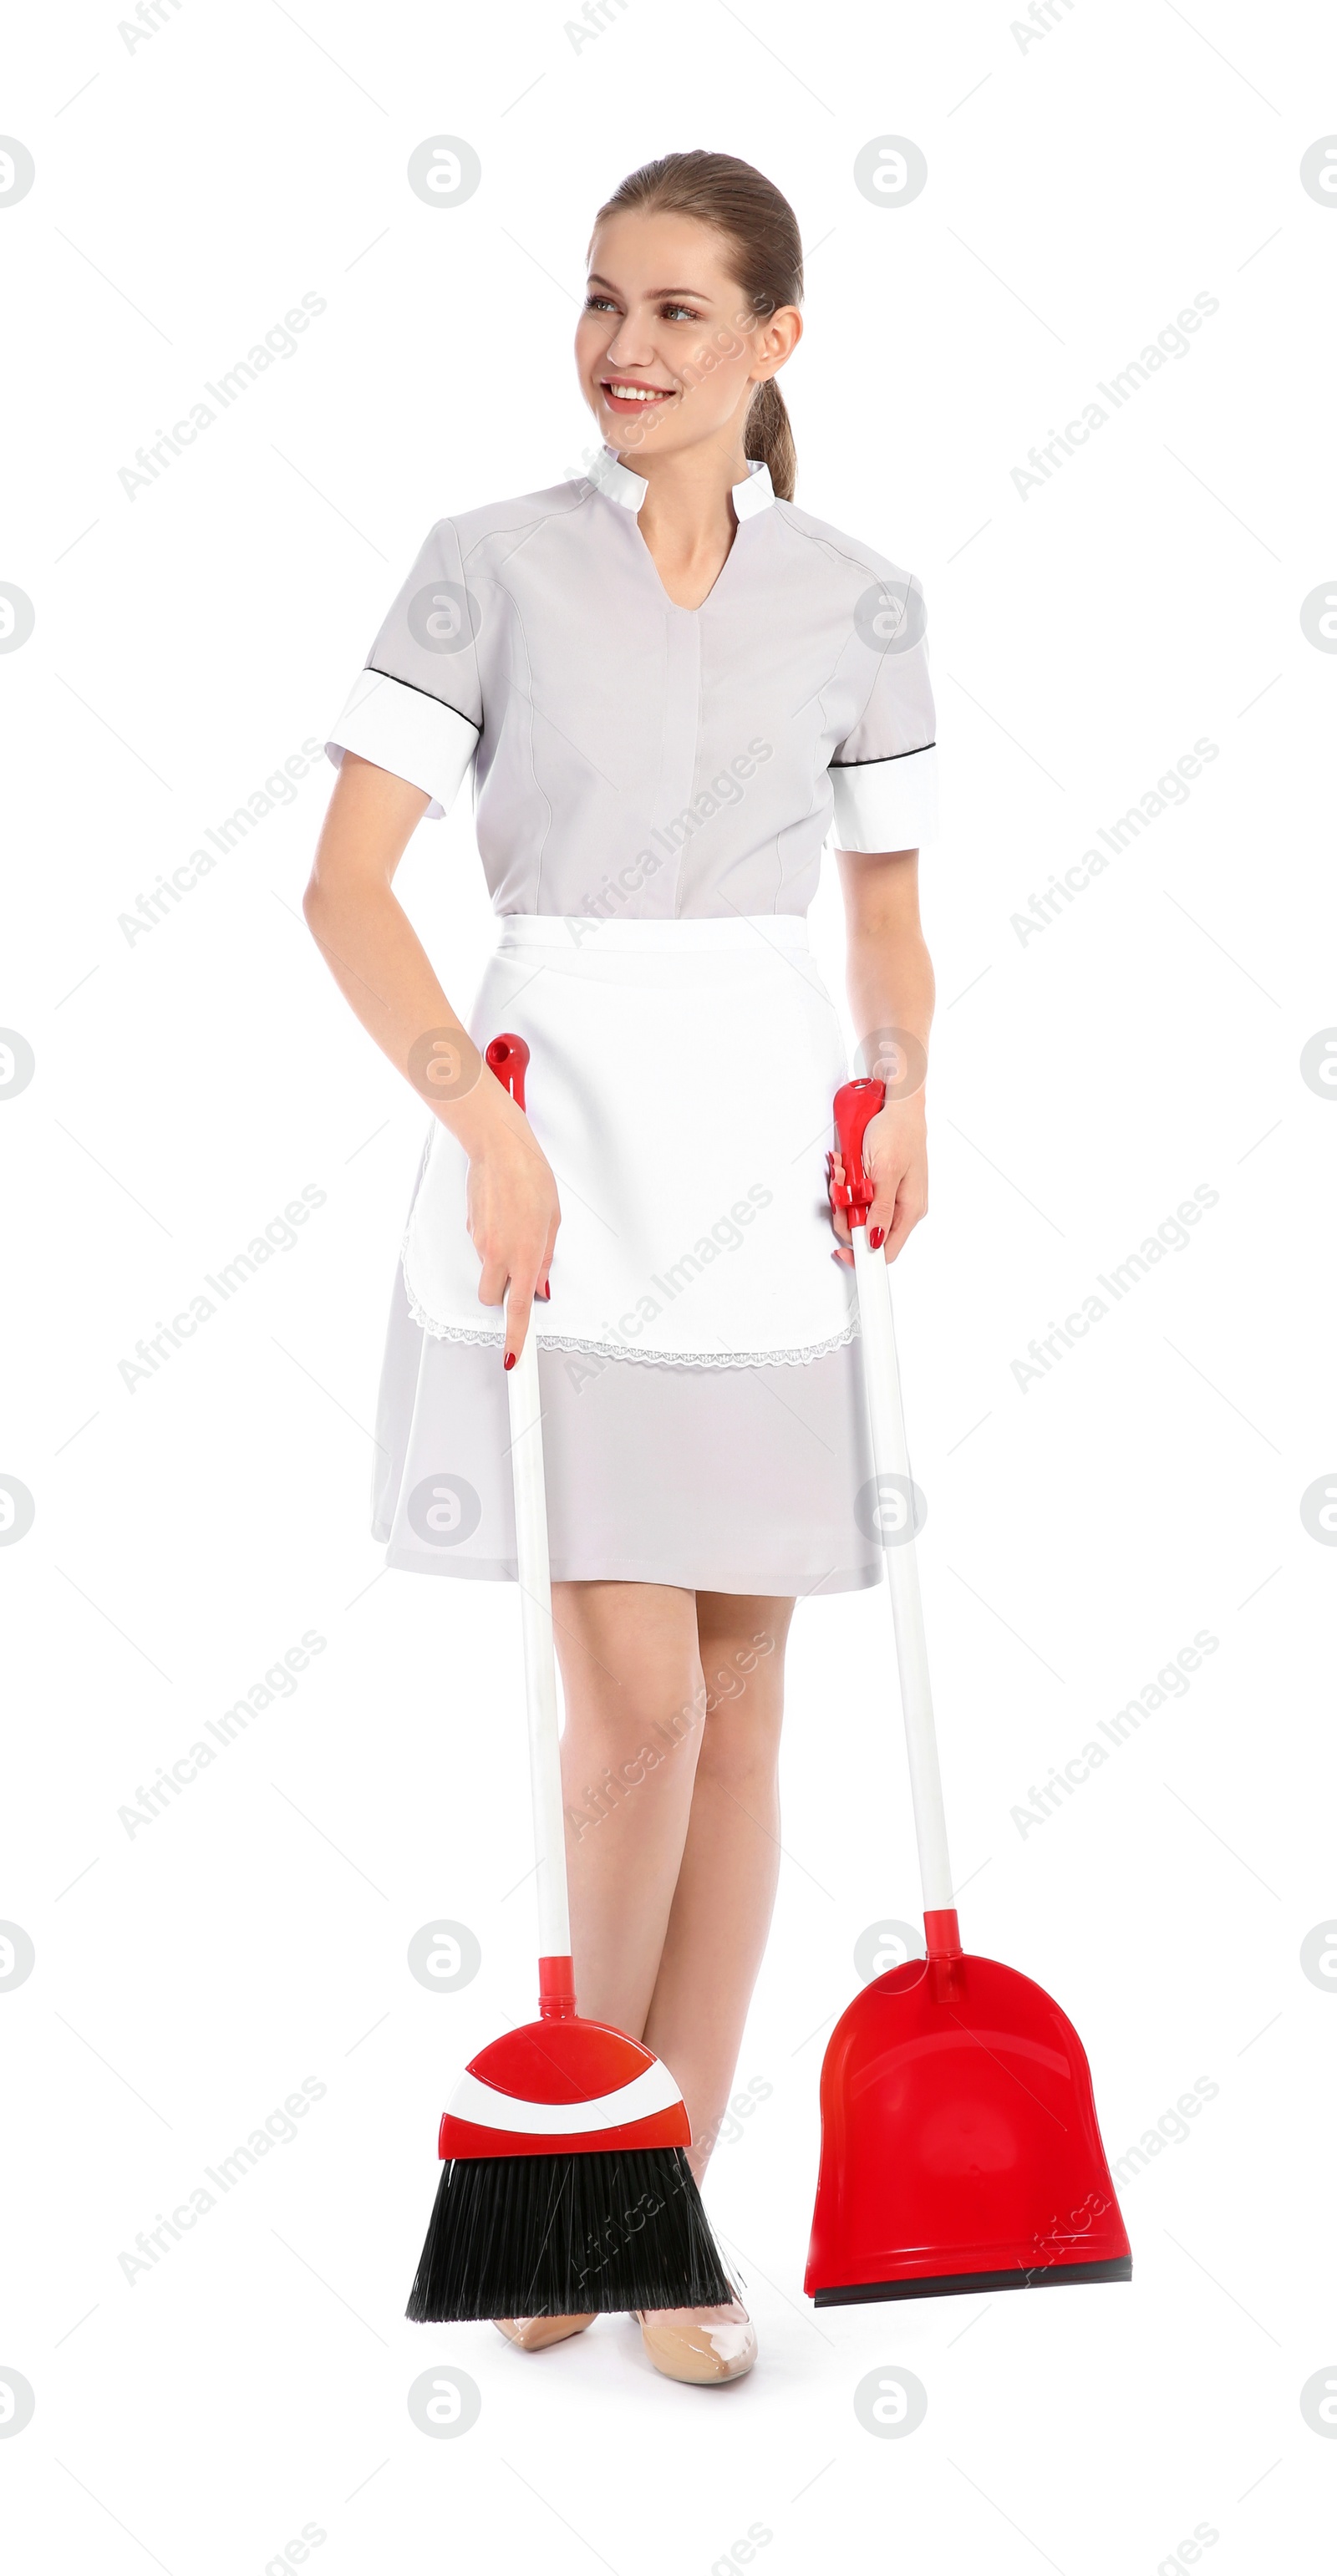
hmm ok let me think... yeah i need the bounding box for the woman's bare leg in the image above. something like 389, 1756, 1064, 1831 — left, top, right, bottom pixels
552, 1579, 708, 2041
642, 1594, 794, 2179
552, 1582, 794, 2162
550, 1581, 794, 2361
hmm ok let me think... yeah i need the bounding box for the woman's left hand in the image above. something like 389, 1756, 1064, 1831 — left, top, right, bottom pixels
830, 1096, 928, 1265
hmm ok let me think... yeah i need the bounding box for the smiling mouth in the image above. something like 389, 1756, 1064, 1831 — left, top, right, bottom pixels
601, 379, 676, 407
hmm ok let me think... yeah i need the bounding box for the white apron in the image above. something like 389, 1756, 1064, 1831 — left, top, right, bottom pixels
401, 916, 857, 1368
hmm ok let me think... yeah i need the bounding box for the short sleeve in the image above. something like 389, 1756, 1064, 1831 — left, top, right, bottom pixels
324, 521, 482, 821
829, 571, 938, 852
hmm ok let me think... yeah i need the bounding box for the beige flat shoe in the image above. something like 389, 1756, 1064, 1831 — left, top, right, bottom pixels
634, 2299, 756, 2385
495, 2314, 597, 2351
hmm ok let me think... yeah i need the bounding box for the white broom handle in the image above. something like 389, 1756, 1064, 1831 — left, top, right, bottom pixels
506, 1308, 571, 1960
852, 1227, 955, 1913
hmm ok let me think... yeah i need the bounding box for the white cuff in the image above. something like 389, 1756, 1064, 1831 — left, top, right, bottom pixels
324, 668, 478, 820
831, 742, 938, 852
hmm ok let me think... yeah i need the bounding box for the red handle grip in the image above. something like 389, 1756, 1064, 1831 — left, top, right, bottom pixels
485, 1034, 552, 1303
485, 1032, 529, 1110
829, 1077, 886, 1225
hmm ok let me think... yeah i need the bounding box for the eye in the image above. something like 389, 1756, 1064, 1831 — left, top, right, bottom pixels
584, 293, 618, 313
661, 302, 702, 323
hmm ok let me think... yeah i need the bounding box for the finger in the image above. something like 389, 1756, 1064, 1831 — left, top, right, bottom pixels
475, 1252, 508, 1308
503, 1268, 543, 1367
883, 1181, 927, 1262
826, 1160, 855, 1265
866, 1163, 906, 1252
827, 1155, 852, 1237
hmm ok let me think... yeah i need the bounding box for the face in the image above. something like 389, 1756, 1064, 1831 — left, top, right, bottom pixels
576, 207, 801, 462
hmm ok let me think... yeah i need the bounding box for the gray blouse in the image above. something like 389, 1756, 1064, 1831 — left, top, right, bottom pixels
325, 448, 938, 918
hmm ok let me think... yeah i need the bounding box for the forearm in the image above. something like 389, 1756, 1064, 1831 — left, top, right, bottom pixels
302, 873, 501, 1152
846, 918, 935, 1076
836, 850, 935, 1089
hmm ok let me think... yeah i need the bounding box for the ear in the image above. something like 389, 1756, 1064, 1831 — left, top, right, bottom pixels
750, 305, 803, 383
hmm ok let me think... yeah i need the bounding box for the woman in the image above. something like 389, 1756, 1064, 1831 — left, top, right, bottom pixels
305, 150, 937, 2385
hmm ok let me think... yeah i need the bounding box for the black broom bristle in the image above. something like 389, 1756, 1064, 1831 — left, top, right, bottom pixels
406, 2147, 736, 2323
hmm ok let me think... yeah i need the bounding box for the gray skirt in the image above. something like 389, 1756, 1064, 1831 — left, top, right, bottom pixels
372, 1266, 882, 1598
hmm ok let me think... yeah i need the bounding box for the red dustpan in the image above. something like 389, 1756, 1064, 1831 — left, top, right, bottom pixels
805, 1080, 1131, 2305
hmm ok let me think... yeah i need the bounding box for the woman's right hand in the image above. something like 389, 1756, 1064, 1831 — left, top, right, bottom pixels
464, 1092, 562, 1364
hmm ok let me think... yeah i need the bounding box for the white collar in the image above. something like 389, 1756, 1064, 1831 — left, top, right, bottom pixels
578, 444, 775, 519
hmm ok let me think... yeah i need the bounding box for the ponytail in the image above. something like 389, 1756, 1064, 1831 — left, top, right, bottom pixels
744, 376, 796, 504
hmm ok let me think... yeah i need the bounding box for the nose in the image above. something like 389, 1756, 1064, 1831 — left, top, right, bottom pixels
603, 312, 658, 373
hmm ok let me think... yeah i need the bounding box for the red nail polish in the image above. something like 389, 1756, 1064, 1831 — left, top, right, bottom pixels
504, 1351, 516, 1370
869, 1225, 886, 1249
539, 1278, 551, 1300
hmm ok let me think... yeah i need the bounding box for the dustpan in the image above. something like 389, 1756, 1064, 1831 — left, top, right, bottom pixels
805, 1079, 1131, 2304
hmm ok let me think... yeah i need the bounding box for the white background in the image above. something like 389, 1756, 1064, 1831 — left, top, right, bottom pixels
3, 3, 1335, 2569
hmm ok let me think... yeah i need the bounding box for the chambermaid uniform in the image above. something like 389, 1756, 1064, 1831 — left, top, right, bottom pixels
325, 446, 938, 1593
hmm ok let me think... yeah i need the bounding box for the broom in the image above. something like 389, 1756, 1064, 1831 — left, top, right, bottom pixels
406, 1034, 734, 2323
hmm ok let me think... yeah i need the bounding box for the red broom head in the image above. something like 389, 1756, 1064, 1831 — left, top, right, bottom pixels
440, 2014, 691, 2159
409, 1992, 730, 2322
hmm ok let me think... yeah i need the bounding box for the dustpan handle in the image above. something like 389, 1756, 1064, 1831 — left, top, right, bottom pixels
834, 1081, 958, 1936
486, 1036, 573, 2010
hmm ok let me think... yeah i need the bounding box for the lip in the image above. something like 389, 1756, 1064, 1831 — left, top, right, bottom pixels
599, 379, 676, 416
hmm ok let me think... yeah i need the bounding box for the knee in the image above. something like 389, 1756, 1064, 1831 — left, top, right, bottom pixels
695, 1646, 785, 1782
563, 1684, 704, 1838
567, 1691, 703, 1778
560, 1641, 707, 1775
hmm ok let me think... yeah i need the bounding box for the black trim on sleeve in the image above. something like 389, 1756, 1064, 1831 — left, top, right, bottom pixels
830, 740, 935, 770
363, 664, 482, 733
